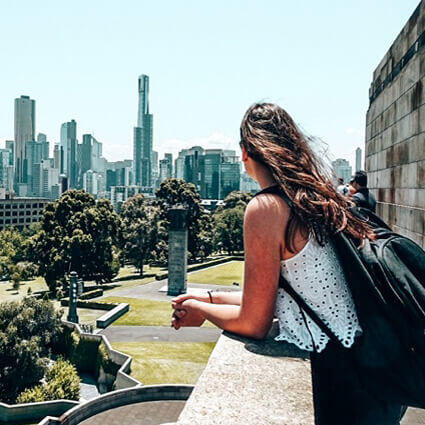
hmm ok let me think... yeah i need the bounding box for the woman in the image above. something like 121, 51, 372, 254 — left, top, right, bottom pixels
171, 103, 406, 424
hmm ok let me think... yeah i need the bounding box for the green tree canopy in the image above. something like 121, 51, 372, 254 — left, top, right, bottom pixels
212, 191, 252, 255
0, 227, 28, 279
0, 298, 63, 403
29, 190, 121, 291
155, 178, 212, 262
120, 194, 160, 276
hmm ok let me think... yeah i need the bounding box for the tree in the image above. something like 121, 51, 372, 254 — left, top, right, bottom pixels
0, 227, 28, 281
212, 191, 252, 255
29, 190, 122, 291
120, 194, 160, 276
0, 298, 63, 403
155, 178, 211, 262
213, 206, 245, 254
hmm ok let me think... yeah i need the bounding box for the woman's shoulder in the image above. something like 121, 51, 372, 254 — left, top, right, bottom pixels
245, 190, 291, 232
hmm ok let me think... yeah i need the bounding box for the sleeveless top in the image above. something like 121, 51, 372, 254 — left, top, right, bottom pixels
274, 236, 363, 353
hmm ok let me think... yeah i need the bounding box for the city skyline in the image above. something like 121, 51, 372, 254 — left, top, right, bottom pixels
0, 1, 420, 168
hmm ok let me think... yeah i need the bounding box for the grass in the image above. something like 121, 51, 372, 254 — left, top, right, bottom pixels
187, 261, 244, 286
98, 296, 173, 326
98, 296, 216, 328
112, 341, 216, 385
0, 276, 48, 302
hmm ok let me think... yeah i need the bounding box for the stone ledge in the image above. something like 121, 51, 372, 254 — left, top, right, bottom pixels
96, 303, 129, 329
176, 322, 314, 425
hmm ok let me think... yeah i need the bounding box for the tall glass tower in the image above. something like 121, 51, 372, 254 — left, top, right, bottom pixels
133, 75, 153, 187
14, 95, 35, 185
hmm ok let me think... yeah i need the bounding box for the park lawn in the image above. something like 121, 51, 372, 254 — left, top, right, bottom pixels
114, 265, 165, 280
112, 341, 216, 385
0, 276, 49, 302
99, 297, 173, 326
187, 261, 244, 286
98, 296, 216, 328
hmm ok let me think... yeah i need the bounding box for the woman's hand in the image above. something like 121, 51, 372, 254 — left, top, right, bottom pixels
171, 299, 206, 329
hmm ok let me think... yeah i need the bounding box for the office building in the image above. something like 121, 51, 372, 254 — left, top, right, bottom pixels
14, 95, 35, 185
332, 158, 352, 184
159, 153, 173, 183
220, 151, 240, 198
133, 75, 153, 187
37, 133, 49, 160
83, 170, 103, 196
0, 197, 50, 231
0, 149, 13, 192
60, 120, 78, 188
110, 185, 153, 212
240, 171, 260, 193
5, 141, 14, 166
174, 149, 188, 180
202, 149, 222, 199
183, 146, 204, 193
355, 147, 362, 172
32, 160, 59, 199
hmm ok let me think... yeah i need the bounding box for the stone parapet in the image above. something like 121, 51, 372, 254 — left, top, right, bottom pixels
176, 322, 314, 425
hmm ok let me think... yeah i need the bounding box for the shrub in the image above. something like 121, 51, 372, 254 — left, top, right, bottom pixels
79, 288, 103, 300
16, 358, 80, 403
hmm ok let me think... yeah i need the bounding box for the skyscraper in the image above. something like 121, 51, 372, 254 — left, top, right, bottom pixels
332, 158, 352, 184
14, 95, 35, 185
5, 141, 14, 166
133, 75, 153, 187
355, 147, 362, 172
37, 133, 49, 160
60, 120, 78, 188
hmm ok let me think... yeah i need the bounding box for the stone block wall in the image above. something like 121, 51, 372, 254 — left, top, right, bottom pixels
366, 0, 425, 249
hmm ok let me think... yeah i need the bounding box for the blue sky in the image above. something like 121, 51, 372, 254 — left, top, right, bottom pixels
0, 0, 420, 167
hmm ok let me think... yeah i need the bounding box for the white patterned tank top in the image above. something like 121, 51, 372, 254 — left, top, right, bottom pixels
274, 236, 363, 353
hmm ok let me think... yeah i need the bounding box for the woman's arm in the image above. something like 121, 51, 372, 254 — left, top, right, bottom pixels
172, 194, 288, 339
172, 291, 242, 306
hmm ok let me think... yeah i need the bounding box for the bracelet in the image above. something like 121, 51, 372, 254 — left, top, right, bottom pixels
207, 290, 213, 304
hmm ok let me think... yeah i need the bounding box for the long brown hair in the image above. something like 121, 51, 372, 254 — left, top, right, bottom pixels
240, 102, 374, 250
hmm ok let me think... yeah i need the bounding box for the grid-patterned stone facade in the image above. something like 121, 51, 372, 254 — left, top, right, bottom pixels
0, 197, 49, 231
366, 1, 425, 249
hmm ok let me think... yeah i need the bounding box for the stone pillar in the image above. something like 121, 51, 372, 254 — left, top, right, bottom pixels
167, 207, 188, 296
67, 271, 79, 323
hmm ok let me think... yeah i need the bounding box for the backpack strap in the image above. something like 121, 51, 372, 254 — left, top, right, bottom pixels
255, 184, 344, 348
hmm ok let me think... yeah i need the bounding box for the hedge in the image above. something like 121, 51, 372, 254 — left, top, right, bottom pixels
154, 256, 243, 280
60, 299, 116, 310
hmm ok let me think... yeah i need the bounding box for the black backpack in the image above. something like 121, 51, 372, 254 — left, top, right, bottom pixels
257, 185, 425, 407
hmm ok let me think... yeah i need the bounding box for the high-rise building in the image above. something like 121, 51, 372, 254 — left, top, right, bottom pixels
159, 153, 173, 183
355, 147, 362, 172
175, 149, 188, 180
25, 140, 44, 194
240, 171, 260, 193
32, 159, 59, 199
220, 151, 240, 198
202, 149, 222, 199
53, 144, 61, 170
133, 75, 153, 187
332, 158, 352, 184
83, 170, 103, 196
183, 146, 204, 193
60, 120, 78, 188
151, 150, 159, 186
5, 141, 14, 166
14, 95, 35, 185
0, 149, 13, 192
37, 133, 49, 160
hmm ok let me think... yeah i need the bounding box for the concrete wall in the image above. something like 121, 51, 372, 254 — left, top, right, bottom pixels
366, 0, 425, 249
38, 386, 193, 425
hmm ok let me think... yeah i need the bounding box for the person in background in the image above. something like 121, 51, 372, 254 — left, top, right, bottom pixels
351, 171, 377, 212
336, 177, 349, 196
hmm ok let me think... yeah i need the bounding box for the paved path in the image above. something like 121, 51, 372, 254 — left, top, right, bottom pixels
78, 400, 185, 425
100, 325, 221, 343
101, 279, 239, 302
